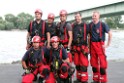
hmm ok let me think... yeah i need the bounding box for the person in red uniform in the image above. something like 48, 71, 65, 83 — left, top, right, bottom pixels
56, 9, 73, 62
89, 11, 112, 83
26, 9, 46, 50
46, 13, 57, 48
72, 12, 89, 83
22, 36, 50, 83
44, 36, 74, 83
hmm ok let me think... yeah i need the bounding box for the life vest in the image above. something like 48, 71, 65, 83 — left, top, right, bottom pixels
29, 20, 46, 42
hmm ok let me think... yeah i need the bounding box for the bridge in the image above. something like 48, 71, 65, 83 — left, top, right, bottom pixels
54, 1, 124, 22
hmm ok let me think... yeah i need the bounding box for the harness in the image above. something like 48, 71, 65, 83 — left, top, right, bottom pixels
29, 20, 46, 41
72, 23, 88, 54
90, 22, 102, 41
90, 22, 106, 56
57, 22, 69, 44
28, 48, 46, 69
48, 48, 63, 78
72, 22, 87, 42
49, 48, 62, 62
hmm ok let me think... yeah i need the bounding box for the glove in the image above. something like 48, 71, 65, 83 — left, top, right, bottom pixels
25, 68, 31, 74
66, 47, 70, 53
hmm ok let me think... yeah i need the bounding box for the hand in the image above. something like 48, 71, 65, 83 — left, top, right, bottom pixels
25, 68, 30, 74
102, 44, 109, 48
47, 44, 51, 49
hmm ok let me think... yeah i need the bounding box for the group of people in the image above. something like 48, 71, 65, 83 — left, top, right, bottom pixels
21, 9, 112, 83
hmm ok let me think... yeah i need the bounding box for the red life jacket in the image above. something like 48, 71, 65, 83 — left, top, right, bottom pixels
29, 20, 46, 42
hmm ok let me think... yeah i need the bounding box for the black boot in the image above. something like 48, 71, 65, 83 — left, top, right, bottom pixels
38, 77, 44, 83
33, 75, 37, 81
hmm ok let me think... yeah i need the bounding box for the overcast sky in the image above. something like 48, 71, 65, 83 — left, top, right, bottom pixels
0, 0, 123, 19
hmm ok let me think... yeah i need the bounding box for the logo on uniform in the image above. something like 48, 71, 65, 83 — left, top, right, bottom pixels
96, 29, 100, 34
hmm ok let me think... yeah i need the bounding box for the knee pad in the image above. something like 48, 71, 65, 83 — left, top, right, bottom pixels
92, 67, 97, 73
100, 68, 106, 75
59, 63, 69, 79
61, 63, 69, 73
80, 66, 87, 72
61, 66, 68, 73
76, 66, 80, 71
39, 65, 50, 79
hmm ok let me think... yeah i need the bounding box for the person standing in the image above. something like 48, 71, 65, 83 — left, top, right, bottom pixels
56, 9, 73, 62
72, 12, 89, 83
89, 11, 112, 83
46, 13, 57, 48
26, 9, 46, 50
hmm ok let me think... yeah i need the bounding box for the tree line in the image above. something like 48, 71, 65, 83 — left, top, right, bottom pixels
0, 12, 34, 30
0, 12, 124, 30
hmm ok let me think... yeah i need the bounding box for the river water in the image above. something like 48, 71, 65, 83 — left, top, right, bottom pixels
0, 30, 124, 63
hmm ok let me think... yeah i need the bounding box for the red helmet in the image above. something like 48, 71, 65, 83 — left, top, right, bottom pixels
35, 9, 42, 14
32, 36, 41, 43
50, 36, 60, 43
48, 13, 55, 20
60, 10, 67, 16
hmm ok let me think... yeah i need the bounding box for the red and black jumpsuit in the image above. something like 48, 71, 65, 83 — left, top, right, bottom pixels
72, 22, 89, 82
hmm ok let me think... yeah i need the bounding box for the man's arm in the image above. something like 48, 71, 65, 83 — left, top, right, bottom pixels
106, 30, 112, 48
63, 57, 70, 63
22, 60, 28, 69
26, 32, 31, 50
46, 32, 51, 48
68, 31, 73, 48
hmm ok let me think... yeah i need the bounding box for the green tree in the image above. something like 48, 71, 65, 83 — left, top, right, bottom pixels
0, 16, 5, 30
0, 24, 5, 30
5, 21, 14, 30
5, 14, 16, 22
16, 12, 34, 29
105, 15, 124, 29
4, 14, 16, 29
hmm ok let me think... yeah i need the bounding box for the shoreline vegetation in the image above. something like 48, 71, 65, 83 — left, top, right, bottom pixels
0, 13, 124, 30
